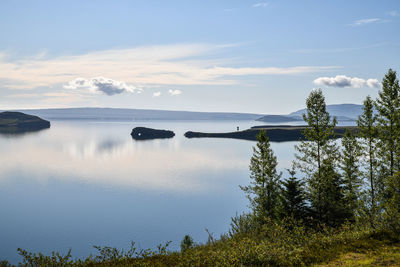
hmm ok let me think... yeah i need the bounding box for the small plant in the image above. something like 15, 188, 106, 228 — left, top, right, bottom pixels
180, 235, 194, 252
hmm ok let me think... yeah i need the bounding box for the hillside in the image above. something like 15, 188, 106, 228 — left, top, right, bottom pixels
255, 104, 363, 123
289, 103, 363, 119
12, 108, 264, 121
0, 112, 51, 133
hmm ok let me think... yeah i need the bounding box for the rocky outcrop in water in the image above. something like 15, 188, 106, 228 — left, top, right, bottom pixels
131, 127, 175, 140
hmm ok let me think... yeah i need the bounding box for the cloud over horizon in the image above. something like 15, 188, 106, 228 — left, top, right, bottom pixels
64, 77, 141, 95
0, 44, 337, 91
313, 75, 380, 88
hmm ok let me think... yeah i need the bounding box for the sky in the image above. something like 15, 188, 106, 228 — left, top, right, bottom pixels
0, 0, 399, 114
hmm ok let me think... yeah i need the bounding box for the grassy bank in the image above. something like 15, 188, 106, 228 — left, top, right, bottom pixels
3, 222, 399, 266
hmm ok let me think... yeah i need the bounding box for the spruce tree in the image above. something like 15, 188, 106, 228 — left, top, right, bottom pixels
375, 69, 400, 177
281, 167, 307, 221
357, 95, 379, 226
318, 158, 349, 227
340, 129, 362, 221
240, 130, 282, 224
295, 89, 340, 224
382, 172, 400, 234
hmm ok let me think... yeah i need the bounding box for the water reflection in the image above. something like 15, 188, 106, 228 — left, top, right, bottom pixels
0, 127, 50, 138
0, 120, 299, 263
0, 121, 256, 192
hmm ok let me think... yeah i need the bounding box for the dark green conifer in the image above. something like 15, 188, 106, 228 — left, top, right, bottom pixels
340, 129, 362, 221
375, 69, 400, 178
281, 167, 307, 221
295, 89, 341, 224
318, 158, 350, 227
240, 130, 282, 224
357, 95, 379, 226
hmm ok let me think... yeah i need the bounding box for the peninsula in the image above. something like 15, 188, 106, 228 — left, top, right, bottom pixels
0, 111, 51, 134
185, 125, 359, 142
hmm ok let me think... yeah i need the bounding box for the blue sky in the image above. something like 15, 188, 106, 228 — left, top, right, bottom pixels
0, 0, 399, 113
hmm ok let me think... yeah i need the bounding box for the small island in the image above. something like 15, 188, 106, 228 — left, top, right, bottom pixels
0, 111, 51, 134
131, 127, 175, 140
185, 125, 359, 142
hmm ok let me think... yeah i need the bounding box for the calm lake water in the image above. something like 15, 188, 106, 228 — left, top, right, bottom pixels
0, 120, 298, 263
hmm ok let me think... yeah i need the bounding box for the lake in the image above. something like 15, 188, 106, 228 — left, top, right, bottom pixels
0, 120, 298, 263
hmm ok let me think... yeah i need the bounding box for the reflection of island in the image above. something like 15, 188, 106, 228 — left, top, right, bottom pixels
0, 111, 51, 134
185, 125, 359, 142
131, 127, 175, 140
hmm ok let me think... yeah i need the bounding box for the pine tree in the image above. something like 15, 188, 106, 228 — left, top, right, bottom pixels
357, 95, 379, 226
382, 172, 400, 234
180, 235, 194, 252
375, 69, 400, 177
295, 89, 340, 224
340, 129, 362, 221
318, 158, 350, 227
281, 167, 307, 221
240, 130, 282, 224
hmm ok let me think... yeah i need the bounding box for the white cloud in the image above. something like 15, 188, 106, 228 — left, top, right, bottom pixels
350, 18, 381, 26
253, 2, 268, 8
313, 75, 381, 88
168, 89, 182, 96
388, 10, 399, 17
0, 44, 337, 90
64, 77, 141, 95
152, 91, 161, 97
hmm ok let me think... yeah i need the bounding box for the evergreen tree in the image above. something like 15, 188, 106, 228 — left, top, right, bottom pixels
180, 235, 194, 252
295, 89, 340, 224
318, 158, 350, 227
240, 130, 282, 224
375, 69, 400, 177
340, 129, 362, 221
281, 167, 307, 221
357, 95, 379, 226
382, 172, 400, 234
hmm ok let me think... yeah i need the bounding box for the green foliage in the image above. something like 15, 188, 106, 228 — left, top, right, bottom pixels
340, 129, 362, 220
357, 95, 379, 227
240, 130, 282, 223
295, 89, 343, 225
375, 68, 400, 177
317, 158, 351, 227
92, 241, 137, 262
228, 212, 257, 237
280, 167, 308, 221
180, 235, 194, 252
382, 172, 400, 236
0, 260, 12, 267
17, 248, 74, 266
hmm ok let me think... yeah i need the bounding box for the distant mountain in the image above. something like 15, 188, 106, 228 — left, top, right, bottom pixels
11, 108, 264, 121
256, 115, 302, 123
289, 104, 363, 120
256, 104, 363, 123
4, 104, 364, 123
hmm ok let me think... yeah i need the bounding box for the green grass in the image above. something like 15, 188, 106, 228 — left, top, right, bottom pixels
4, 222, 399, 266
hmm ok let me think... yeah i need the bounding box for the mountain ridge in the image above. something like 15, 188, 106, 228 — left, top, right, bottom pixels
2, 104, 364, 122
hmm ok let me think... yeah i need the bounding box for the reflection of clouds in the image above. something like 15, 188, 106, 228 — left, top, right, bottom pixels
65, 139, 127, 159
0, 121, 297, 193
0, 138, 248, 192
